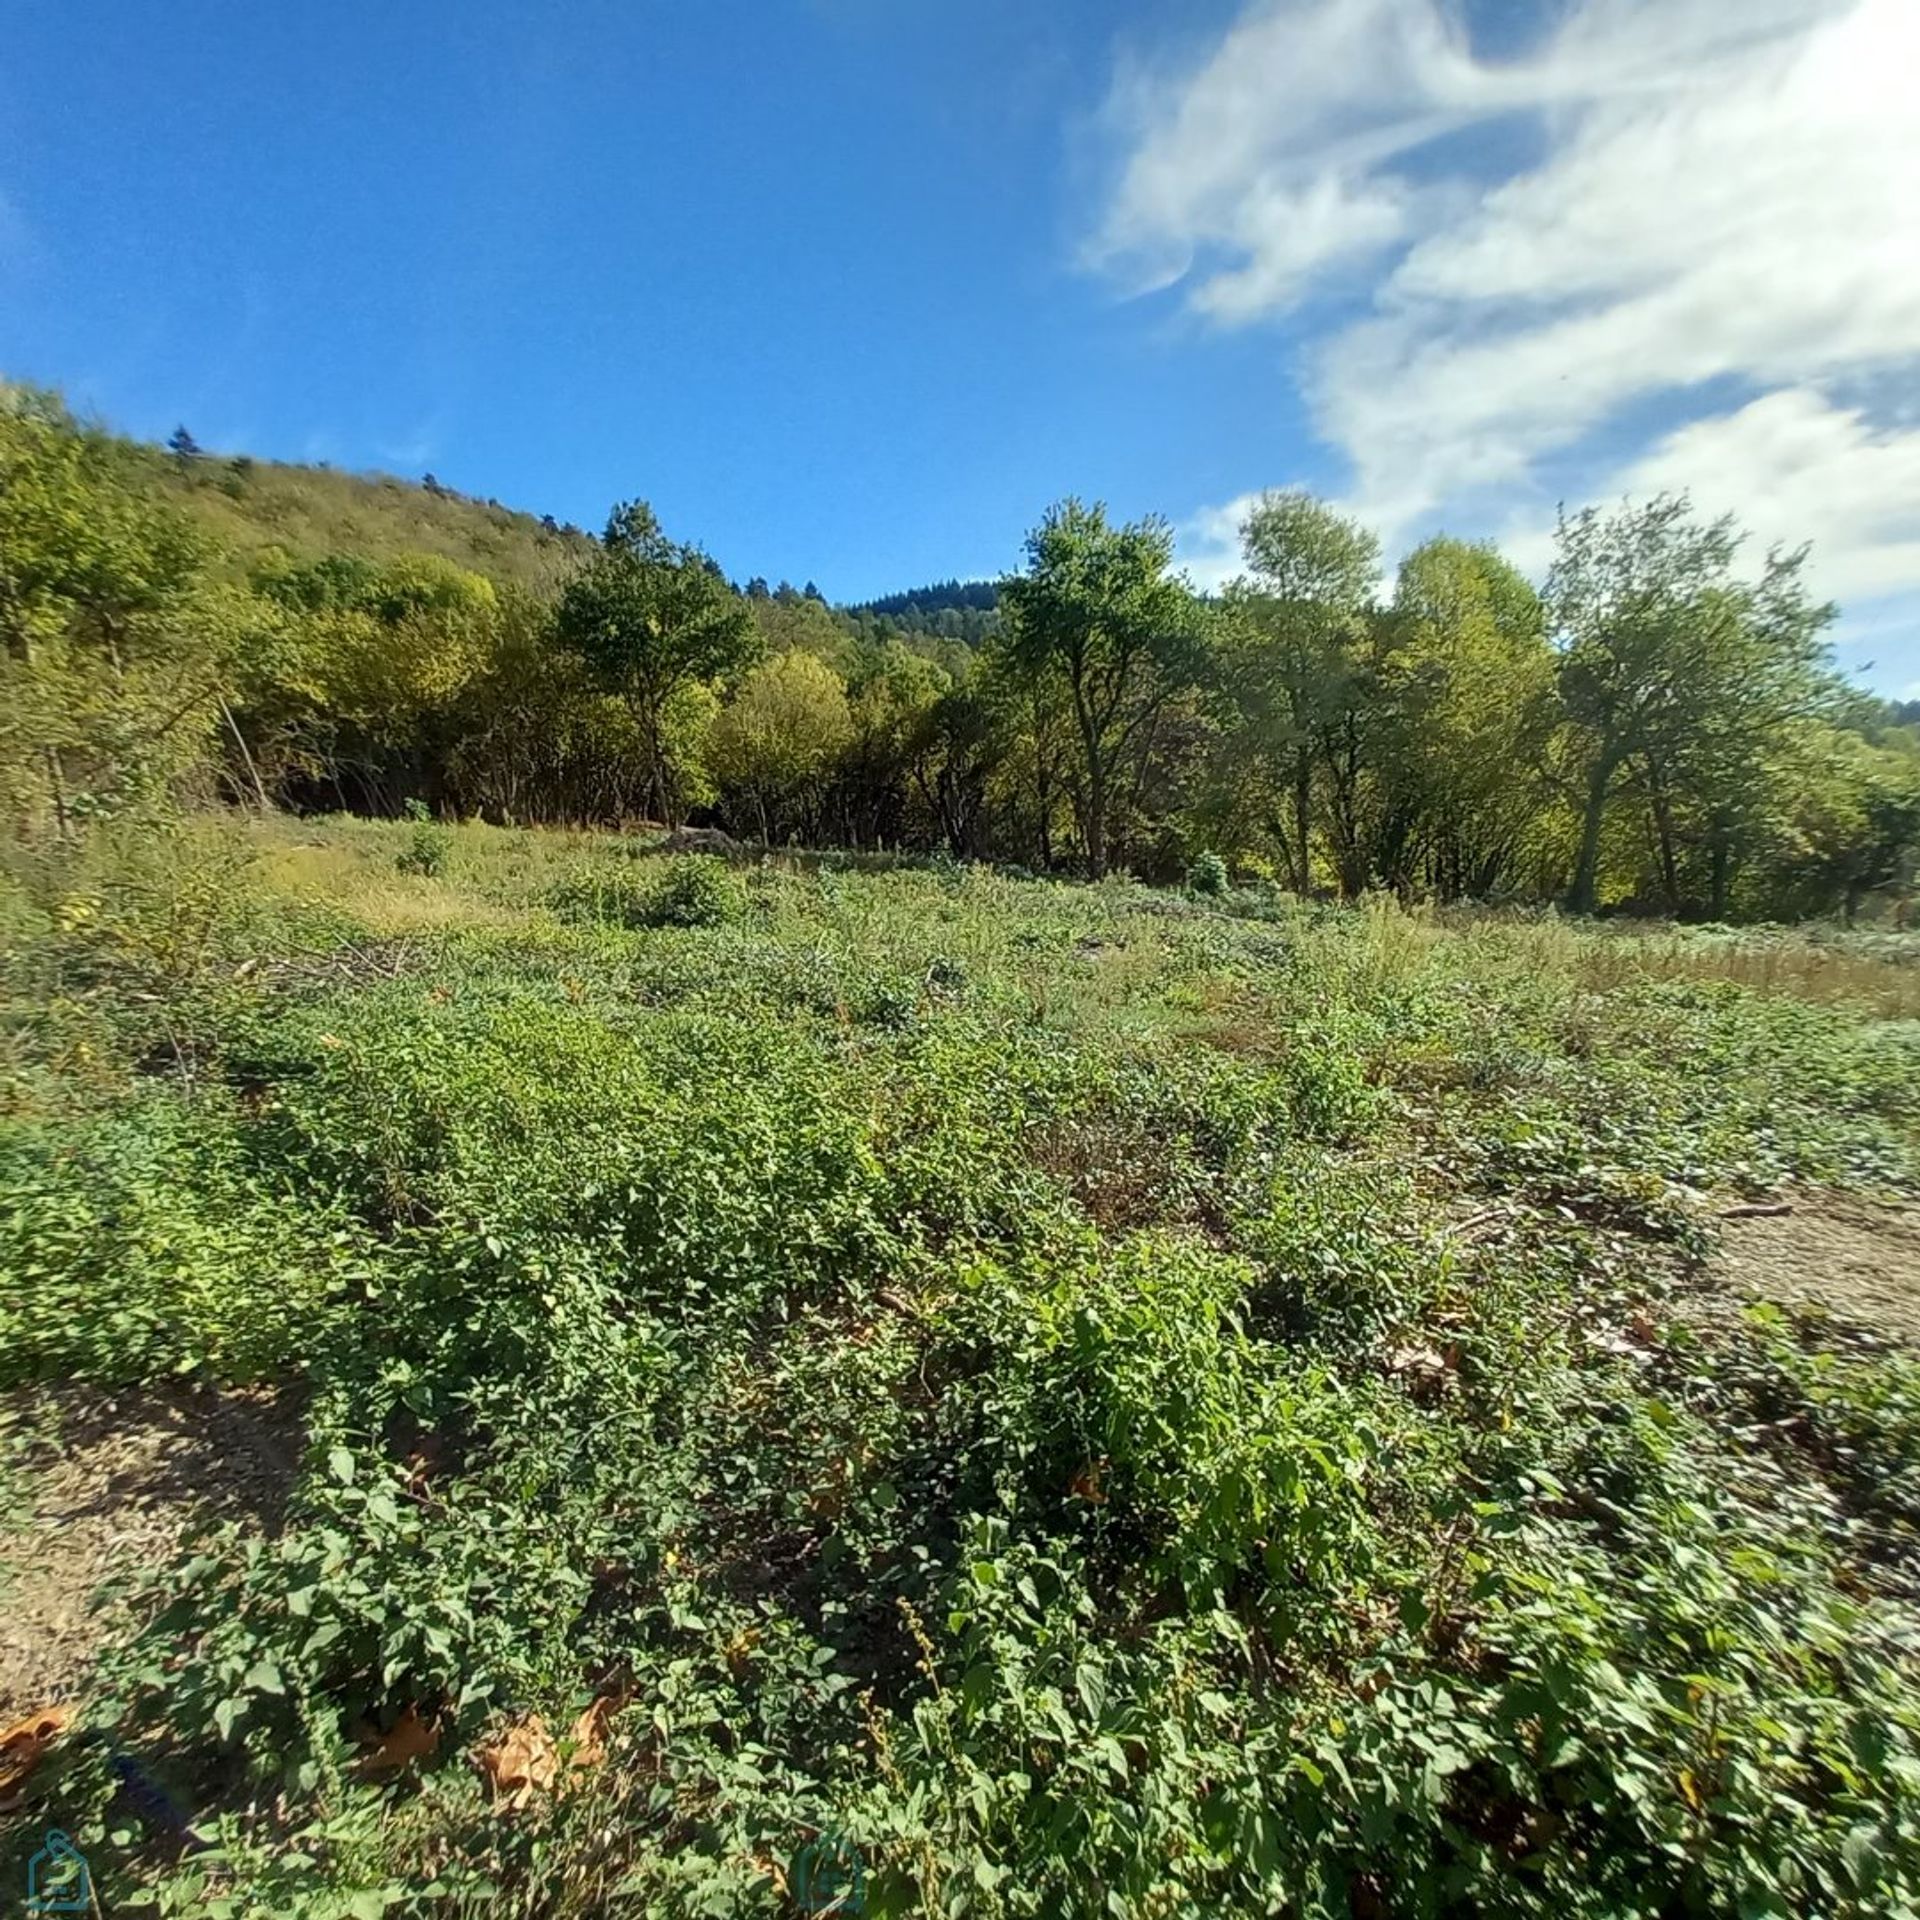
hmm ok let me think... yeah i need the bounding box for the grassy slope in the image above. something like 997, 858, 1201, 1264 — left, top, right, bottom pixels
121, 438, 596, 592
3, 817, 1919, 1917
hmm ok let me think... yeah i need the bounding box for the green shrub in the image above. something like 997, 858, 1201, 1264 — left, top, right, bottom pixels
550, 853, 744, 930
644, 853, 745, 928
12, 815, 1920, 1918
394, 798, 451, 877
1188, 848, 1230, 897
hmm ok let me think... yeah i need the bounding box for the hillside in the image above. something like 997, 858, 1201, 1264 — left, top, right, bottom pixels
847, 577, 1002, 646
125, 435, 597, 595
7, 388, 1917, 913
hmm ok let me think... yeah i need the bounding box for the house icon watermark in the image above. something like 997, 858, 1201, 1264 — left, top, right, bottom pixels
26, 1829, 91, 1915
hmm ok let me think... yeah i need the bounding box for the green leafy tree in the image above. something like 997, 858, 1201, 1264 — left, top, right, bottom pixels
1383, 538, 1555, 897
747, 582, 852, 674
555, 500, 754, 825
1753, 718, 1920, 923
837, 640, 946, 848
999, 499, 1196, 877
978, 635, 1073, 870
908, 677, 1003, 859
1218, 492, 1380, 893
245, 550, 499, 811
1549, 495, 1837, 914
0, 391, 218, 830
707, 649, 852, 843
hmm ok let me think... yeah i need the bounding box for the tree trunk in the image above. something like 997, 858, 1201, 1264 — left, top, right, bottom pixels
221, 699, 271, 811
43, 748, 71, 840
1644, 758, 1683, 913
1034, 743, 1054, 869
1075, 694, 1109, 879
1291, 746, 1313, 895
1568, 746, 1619, 915
1083, 764, 1107, 878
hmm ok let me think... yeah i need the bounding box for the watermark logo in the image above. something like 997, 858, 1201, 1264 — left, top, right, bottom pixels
26, 1828, 90, 1916
791, 1830, 864, 1915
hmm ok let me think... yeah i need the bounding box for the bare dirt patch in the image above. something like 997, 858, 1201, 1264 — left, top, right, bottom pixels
0, 1383, 303, 1722
1715, 1193, 1920, 1344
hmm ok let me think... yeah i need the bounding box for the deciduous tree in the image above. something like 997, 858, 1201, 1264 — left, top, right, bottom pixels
1218, 491, 1379, 894
999, 499, 1195, 877
1549, 495, 1836, 914
707, 649, 852, 844
555, 501, 754, 825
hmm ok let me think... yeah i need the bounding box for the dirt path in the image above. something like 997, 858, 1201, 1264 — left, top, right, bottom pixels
0, 1384, 302, 1723
1714, 1193, 1920, 1344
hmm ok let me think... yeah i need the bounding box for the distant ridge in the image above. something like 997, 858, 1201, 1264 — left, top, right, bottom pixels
851, 578, 999, 618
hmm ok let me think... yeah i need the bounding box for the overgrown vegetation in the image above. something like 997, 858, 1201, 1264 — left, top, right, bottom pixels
3, 813, 1918, 1916
6, 386, 1916, 918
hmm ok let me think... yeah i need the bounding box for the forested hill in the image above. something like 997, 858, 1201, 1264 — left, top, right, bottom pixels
846, 579, 1001, 645
131, 431, 597, 595
152, 431, 1003, 646
7, 384, 1918, 918
852, 579, 999, 619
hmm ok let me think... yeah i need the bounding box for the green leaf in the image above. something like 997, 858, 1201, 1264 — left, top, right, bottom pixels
1842, 1823, 1884, 1891
245, 1658, 285, 1696
1075, 1664, 1107, 1723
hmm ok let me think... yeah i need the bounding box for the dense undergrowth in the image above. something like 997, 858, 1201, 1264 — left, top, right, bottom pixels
3, 815, 1919, 1917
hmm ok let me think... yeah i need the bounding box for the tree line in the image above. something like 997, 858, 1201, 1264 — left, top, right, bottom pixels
3, 385, 1916, 920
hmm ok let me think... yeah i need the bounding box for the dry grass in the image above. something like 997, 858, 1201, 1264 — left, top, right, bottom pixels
1616, 934, 1920, 1018
1422, 907, 1920, 1019
250, 842, 512, 937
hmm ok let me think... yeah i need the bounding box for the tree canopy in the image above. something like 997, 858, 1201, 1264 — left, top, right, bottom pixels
554, 501, 754, 825
2, 391, 1914, 922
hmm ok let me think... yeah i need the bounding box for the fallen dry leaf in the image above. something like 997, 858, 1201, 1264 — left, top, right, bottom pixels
569, 1691, 628, 1769
354, 1704, 441, 1778
1069, 1459, 1110, 1505
1386, 1345, 1455, 1405
0, 1705, 74, 1798
478, 1714, 558, 1810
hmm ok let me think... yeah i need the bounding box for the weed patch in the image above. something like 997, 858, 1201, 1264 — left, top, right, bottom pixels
3, 814, 1918, 1917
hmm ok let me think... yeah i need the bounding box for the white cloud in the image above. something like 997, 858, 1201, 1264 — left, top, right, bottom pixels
1100, 0, 1920, 622
1089, 0, 1490, 303
1176, 491, 1265, 592
1608, 391, 1920, 605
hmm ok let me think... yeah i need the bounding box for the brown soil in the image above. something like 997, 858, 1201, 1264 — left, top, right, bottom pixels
1714, 1193, 1920, 1344
0, 1383, 303, 1722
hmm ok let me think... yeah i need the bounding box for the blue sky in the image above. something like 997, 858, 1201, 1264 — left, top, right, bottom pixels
3, 0, 1916, 692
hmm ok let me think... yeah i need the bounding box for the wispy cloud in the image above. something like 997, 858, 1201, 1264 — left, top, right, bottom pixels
376, 423, 443, 472
1091, 0, 1920, 615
